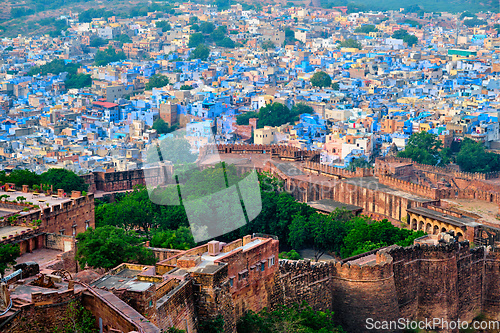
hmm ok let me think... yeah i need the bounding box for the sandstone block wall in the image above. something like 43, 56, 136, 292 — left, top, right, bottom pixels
155, 280, 197, 332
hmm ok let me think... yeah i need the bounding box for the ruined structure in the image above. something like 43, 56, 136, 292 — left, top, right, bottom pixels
2, 234, 500, 333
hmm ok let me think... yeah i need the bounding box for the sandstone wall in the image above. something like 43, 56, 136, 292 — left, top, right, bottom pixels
156, 280, 197, 332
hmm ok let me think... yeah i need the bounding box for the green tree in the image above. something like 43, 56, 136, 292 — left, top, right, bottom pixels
460, 11, 476, 19
1, 169, 41, 188
168, 327, 186, 333
65, 74, 92, 89
79, 8, 114, 23
57, 300, 98, 333
150, 226, 195, 250
199, 315, 224, 333
237, 301, 344, 333
189, 16, 199, 25
155, 20, 171, 32
180, 85, 193, 90
0, 244, 20, 278
115, 34, 132, 44
347, 157, 372, 171
339, 38, 362, 49
341, 220, 425, 258
200, 22, 215, 34
261, 40, 275, 50
152, 118, 169, 133
146, 74, 169, 90
310, 71, 332, 88
397, 132, 448, 166
289, 212, 348, 261
76, 226, 155, 269
463, 18, 486, 27
279, 249, 301, 260
236, 111, 258, 125
354, 24, 378, 33
392, 29, 409, 39
188, 33, 205, 48
255, 103, 296, 128
89, 37, 107, 48
494, 24, 500, 34
216, 37, 235, 48
190, 44, 210, 61
210, 26, 227, 42
456, 138, 500, 173
94, 46, 126, 66
291, 103, 314, 115
158, 135, 198, 164
332, 82, 340, 90
403, 34, 418, 47
41, 169, 88, 193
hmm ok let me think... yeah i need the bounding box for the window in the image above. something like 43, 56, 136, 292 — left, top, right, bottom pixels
229, 277, 234, 287
261, 262, 265, 272
269, 256, 275, 267
239, 270, 248, 280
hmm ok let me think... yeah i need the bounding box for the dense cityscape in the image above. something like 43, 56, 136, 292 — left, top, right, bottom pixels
0, 1, 498, 332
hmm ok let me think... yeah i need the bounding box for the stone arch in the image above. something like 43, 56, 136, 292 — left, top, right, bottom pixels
433, 225, 440, 235
419, 221, 425, 231
411, 218, 418, 230
425, 223, 432, 234
441, 227, 447, 233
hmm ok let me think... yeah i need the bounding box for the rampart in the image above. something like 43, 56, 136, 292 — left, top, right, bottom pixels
376, 157, 500, 181
379, 175, 440, 199
275, 242, 500, 333
303, 161, 374, 178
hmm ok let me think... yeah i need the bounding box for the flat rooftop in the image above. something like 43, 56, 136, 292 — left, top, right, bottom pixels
0, 226, 32, 239
307, 199, 362, 213
91, 275, 154, 292
343, 177, 433, 203
441, 198, 500, 227
194, 238, 262, 270
407, 206, 478, 228
2, 190, 74, 208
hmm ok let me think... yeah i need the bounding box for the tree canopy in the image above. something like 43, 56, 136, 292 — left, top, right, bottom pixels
339, 38, 362, 49
76, 226, 155, 269
237, 301, 344, 333
456, 138, 500, 173
391, 29, 420, 46
0, 168, 87, 193
155, 20, 171, 32
354, 24, 378, 33
310, 71, 332, 88
151, 226, 195, 250
397, 132, 450, 166
261, 40, 275, 50
146, 74, 170, 90
190, 44, 210, 61
79, 8, 114, 23
41, 168, 89, 193
236, 103, 309, 128
27, 59, 91, 90
94, 46, 126, 66
152, 118, 178, 133
188, 33, 205, 48
0, 244, 20, 278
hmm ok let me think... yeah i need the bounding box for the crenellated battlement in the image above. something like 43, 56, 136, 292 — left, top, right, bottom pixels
379, 174, 440, 199
304, 161, 373, 178
376, 156, 500, 180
